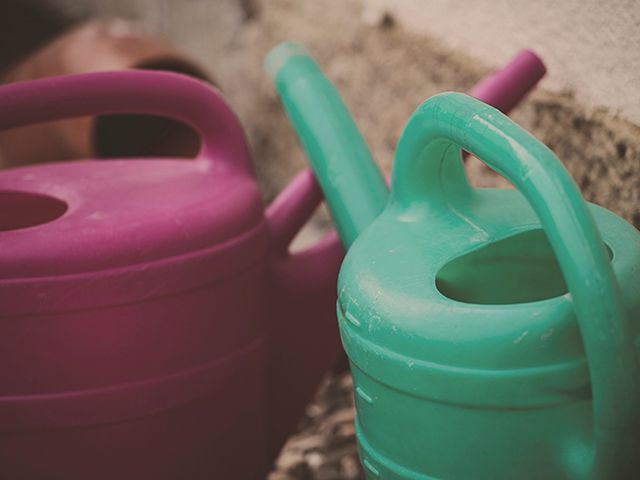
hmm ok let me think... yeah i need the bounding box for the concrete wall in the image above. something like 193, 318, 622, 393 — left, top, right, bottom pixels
364, 0, 640, 124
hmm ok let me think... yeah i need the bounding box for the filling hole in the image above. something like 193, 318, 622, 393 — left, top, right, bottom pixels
436, 229, 613, 305
0, 190, 67, 231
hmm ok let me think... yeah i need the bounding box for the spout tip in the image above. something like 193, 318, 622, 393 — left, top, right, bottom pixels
265, 42, 310, 81
510, 49, 547, 79
469, 48, 546, 114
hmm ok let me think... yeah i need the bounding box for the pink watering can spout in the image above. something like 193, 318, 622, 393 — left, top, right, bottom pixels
265, 169, 344, 458
468, 49, 546, 113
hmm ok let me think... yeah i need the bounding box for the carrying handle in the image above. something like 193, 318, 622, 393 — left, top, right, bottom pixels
0, 70, 253, 174
391, 92, 640, 479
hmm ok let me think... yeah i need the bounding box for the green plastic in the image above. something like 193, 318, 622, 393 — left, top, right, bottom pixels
266, 42, 388, 248
269, 45, 640, 479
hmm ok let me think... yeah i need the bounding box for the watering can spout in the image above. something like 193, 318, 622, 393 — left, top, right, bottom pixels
266, 43, 388, 248
267, 43, 547, 249
469, 49, 546, 113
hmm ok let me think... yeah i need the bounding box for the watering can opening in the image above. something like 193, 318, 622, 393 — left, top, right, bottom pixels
0, 189, 67, 231
435, 228, 615, 305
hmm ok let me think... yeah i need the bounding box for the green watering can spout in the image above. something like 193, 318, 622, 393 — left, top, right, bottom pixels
267, 42, 547, 249
266, 42, 389, 248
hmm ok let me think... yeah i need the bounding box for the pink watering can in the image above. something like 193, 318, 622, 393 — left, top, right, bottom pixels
0, 49, 544, 479
0, 70, 343, 480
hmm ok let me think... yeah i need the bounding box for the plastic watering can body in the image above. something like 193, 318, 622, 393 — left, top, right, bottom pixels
342, 157, 640, 479
268, 46, 640, 479
342, 103, 640, 479
0, 71, 342, 479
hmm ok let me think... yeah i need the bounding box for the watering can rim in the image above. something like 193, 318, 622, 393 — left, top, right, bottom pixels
338, 203, 639, 409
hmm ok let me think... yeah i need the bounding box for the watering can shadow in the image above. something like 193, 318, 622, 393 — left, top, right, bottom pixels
270, 46, 640, 479
0, 70, 342, 479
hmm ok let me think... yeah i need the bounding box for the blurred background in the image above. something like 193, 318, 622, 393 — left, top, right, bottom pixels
1, 1, 638, 478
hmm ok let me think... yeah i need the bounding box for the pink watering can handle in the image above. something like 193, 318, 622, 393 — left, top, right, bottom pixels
0, 70, 253, 175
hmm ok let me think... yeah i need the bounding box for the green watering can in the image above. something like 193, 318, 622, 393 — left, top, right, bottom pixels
268, 44, 640, 479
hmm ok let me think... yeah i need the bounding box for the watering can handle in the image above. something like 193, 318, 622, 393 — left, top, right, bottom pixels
391, 92, 640, 479
0, 70, 252, 174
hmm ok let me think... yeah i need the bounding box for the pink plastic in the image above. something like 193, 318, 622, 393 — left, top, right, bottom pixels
469, 49, 546, 113
0, 71, 343, 479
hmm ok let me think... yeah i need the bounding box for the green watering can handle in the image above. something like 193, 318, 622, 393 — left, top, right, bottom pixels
391, 92, 640, 479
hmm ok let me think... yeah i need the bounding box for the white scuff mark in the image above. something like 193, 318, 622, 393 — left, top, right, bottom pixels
514, 330, 529, 344
369, 314, 381, 332
541, 329, 555, 341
